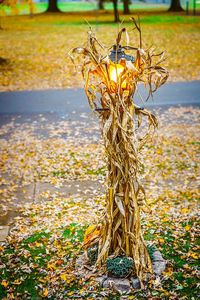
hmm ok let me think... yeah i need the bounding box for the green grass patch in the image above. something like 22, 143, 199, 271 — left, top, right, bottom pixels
2, 10, 199, 28
1, 1, 200, 17
22, 231, 50, 244
62, 222, 86, 243
0, 224, 89, 299
86, 166, 106, 176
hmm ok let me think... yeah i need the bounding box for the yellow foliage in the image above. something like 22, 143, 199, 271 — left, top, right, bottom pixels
181, 208, 190, 214
13, 279, 21, 285
84, 225, 101, 248
158, 238, 165, 244
188, 252, 198, 259
42, 288, 48, 297
1, 280, 8, 288
185, 225, 191, 231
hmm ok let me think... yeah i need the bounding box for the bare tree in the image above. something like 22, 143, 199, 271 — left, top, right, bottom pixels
98, 0, 104, 10
123, 0, 130, 14
112, 0, 120, 22
46, 0, 60, 12
168, 0, 183, 11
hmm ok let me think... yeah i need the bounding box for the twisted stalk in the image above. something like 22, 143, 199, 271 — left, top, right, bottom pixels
69, 19, 168, 284
96, 93, 155, 283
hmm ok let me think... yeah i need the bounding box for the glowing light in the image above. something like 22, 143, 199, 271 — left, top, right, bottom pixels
108, 63, 127, 89
109, 64, 124, 83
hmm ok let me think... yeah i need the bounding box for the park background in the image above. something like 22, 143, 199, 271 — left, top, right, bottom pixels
0, 1, 199, 299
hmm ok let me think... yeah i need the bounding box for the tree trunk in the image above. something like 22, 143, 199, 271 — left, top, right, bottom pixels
123, 0, 131, 14
168, 0, 183, 11
112, 0, 120, 23
46, 0, 60, 12
98, 0, 104, 10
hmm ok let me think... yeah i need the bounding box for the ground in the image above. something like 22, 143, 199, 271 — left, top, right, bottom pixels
0, 12, 200, 91
0, 106, 199, 299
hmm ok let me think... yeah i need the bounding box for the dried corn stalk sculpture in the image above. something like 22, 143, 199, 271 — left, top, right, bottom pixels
69, 18, 168, 284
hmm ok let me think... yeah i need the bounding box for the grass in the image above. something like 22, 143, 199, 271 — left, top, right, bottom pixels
0, 224, 86, 300
0, 211, 198, 299
0, 10, 199, 91
144, 217, 199, 299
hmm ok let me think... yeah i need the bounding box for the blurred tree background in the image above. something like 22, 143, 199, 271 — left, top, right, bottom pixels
0, 0, 199, 90
1, 0, 199, 19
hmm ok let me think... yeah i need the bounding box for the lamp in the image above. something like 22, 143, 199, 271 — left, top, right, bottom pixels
108, 45, 135, 90
109, 45, 135, 63
70, 23, 168, 285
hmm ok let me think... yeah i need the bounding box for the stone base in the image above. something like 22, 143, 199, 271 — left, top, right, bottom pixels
96, 249, 167, 293
76, 248, 167, 294
103, 277, 131, 293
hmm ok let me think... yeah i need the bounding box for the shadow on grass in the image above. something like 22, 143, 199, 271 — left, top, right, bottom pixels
0, 57, 12, 72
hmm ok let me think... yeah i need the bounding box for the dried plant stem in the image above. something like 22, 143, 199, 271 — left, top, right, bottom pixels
96, 93, 153, 282
69, 19, 168, 284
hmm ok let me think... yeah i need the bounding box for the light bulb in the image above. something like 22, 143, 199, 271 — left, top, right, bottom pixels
109, 64, 124, 83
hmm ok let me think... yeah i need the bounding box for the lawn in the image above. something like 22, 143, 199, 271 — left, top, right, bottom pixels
0, 11, 200, 91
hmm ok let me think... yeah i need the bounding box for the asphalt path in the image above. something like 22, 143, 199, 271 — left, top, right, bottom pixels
0, 81, 199, 121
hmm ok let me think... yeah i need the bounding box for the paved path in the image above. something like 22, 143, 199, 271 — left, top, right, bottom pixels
0, 81, 199, 239
0, 81, 199, 117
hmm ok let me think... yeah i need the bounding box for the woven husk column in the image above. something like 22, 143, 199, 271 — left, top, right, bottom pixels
69, 21, 168, 284
96, 91, 152, 282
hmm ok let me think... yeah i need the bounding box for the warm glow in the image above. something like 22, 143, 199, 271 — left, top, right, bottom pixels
109, 64, 125, 83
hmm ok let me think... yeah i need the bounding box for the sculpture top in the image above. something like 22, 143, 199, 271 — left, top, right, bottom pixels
109, 45, 135, 63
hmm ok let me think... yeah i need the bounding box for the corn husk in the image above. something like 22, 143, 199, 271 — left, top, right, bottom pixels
69, 19, 168, 283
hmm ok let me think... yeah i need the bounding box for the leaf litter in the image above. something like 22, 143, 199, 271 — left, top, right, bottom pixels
0, 106, 199, 299
0, 14, 200, 91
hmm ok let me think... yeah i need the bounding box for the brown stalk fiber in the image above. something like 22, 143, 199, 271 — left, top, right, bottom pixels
69, 18, 168, 284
